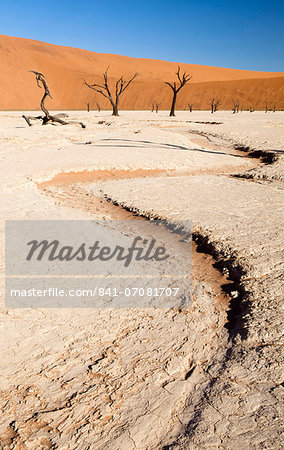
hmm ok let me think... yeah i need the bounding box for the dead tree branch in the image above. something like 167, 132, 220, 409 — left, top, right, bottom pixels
165, 66, 192, 116
83, 67, 138, 116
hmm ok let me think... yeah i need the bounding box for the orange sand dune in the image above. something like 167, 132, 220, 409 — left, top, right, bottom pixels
0, 34, 283, 111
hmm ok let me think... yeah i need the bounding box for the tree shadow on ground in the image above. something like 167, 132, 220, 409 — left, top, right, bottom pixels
96, 138, 245, 158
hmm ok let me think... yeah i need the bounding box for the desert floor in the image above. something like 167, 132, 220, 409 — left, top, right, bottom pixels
0, 110, 283, 449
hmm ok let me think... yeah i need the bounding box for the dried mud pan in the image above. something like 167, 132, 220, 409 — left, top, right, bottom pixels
0, 111, 283, 449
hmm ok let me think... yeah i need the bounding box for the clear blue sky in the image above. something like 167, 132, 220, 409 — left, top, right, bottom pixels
1, 0, 283, 71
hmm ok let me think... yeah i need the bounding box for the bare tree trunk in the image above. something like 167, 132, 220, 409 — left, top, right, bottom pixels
170, 92, 177, 116
112, 103, 119, 116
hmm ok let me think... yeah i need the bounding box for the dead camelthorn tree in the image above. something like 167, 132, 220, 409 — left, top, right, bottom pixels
96, 102, 101, 112
188, 103, 193, 112
83, 67, 138, 116
210, 97, 221, 113
165, 66, 192, 116
87, 102, 90, 112
273, 104, 277, 113
232, 99, 240, 114
151, 101, 160, 113
22, 71, 85, 128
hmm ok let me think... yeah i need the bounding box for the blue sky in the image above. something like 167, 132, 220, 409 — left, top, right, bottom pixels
1, 0, 283, 71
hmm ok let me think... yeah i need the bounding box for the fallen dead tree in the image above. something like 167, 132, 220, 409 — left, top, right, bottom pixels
23, 71, 86, 128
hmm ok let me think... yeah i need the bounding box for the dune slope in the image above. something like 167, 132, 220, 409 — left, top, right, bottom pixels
0, 34, 283, 110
